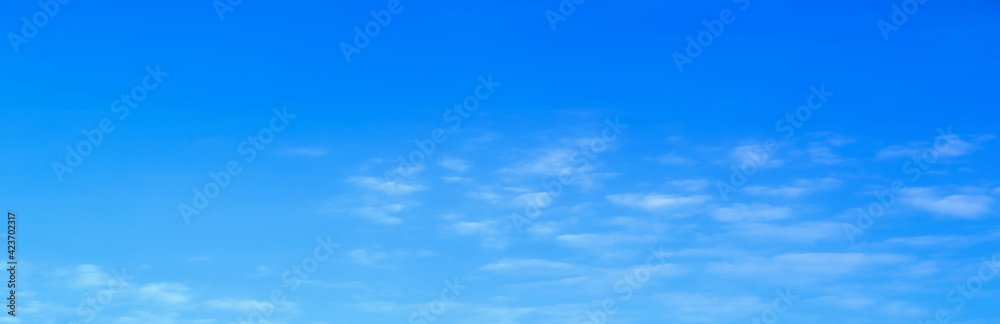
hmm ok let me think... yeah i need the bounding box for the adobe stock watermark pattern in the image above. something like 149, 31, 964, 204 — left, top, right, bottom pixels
68, 267, 135, 324
179, 107, 295, 224
544, 0, 590, 31
382, 75, 501, 192
341, 0, 412, 63
716, 84, 833, 202
742, 288, 797, 324
672, 0, 750, 73
509, 116, 628, 233
578, 246, 669, 324
235, 236, 338, 324
878, 0, 928, 41
842, 126, 961, 244
918, 253, 1000, 324
52, 65, 170, 182
408, 278, 466, 324
7, 0, 72, 54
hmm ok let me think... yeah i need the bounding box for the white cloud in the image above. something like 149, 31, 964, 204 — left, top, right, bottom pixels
137, 283, 191, 305
524, 221, 562, 236
349, 176, 425, 195
876, 134, 987, 160
554, 233, 659, 249
440, 158, 472, 172
810, 132, 855, 147
731, 144, 784, 168
444, 219, 508, 249
879, 235, 979, 248
879, 301, 926, 317
500, 148, 587, 176
875, 145, 921, 160
446, 220, 501, 236
936, 137, 981, 157
479, 258, 579, 276
353, 203, 407, 224
874, 225, 1000, 250
711, 203, 792, 222
499, 147, 613, 188
109, 311, 187, 324
203, 298, 296, 312
606, 193, 709, 211
349, 301, 407, 312
727, 221, 842, 243
63, 264, 111, 289
902, 187, 993, 218
742, 185, 808, 197
707, 252, 909, 284
807, 143, 843, 165
653, 292, 764, 323
743, 178, 841, 198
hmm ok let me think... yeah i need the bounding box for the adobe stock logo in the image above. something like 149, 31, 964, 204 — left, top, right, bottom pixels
341, 0, 411, 63
877, 0, 928, 41
408, 278, 466, 324
919, 254, 1000, 324
842, 126, 959, 243
715, 84, 832, 201
544, 0, 589, 31
672, 0, 749, 73
7, 0, 73, 54
382, 75, 501, 192
213, 0, 246, 21
579, 246, 669, 324
509, 116, 627, 234
179, 108, 295, 224
52, 65, 169, 182
743, 288, 797, 324
235, 236, 338, 324
68, 267, 135, 324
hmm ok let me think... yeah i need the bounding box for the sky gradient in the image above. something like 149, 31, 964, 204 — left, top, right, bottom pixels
1, 0, 999, 323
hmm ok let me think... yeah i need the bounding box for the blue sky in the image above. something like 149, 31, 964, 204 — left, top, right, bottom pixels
2, 0, 1000, 323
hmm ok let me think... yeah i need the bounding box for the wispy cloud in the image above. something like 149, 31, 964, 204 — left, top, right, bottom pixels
742, 178, 841, 197
876, 134, 991, 160
353, 202, 408, 224
349, 176, 425, 195
726, 221, 842, 243
707, 252, 910, 284
901, 187, 994, 218
137, 283, 191, 305
606, 193, 710, 211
